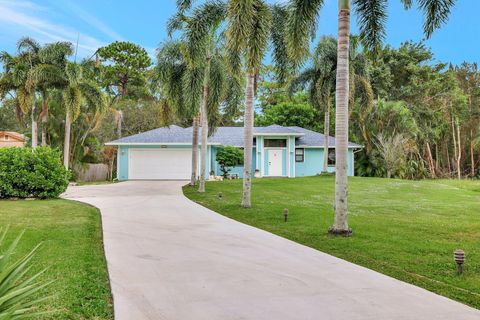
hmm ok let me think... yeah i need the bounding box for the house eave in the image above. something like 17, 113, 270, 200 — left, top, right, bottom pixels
253, 133, 304, 137
105, 142, 222, 146
295, 145, 364, 149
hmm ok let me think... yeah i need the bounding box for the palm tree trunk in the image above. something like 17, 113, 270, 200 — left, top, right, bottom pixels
323, 98, 330, 172
40, 97, 48, 146
63, 110, 71, 169
190, 115, 199, 186
330, 0, 351, 235
31, 104, 38, 148
470, 126, 475, 177
117, 110, 123, 139
426, 142, 436, 178
241, 73, 255, 208
456, 119, 461, 179
198, 54, 212, 193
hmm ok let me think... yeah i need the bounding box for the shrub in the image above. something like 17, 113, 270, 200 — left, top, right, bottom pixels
216, 146, 244, 178
0, 147, 69, 199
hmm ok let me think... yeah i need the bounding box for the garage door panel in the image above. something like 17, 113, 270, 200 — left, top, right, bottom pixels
129, 148, 191, 180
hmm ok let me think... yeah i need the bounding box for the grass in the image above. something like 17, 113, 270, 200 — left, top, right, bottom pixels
184, 176, 480, 309
0, 199, 113, 319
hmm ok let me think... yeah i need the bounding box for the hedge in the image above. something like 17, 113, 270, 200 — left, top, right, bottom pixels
0, 147, 69, 199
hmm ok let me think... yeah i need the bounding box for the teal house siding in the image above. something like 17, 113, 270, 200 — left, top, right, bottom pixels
295, 148, 324, 177
295, 148, 355, 177
118, 146, 129, 180
288, 136, 295, 177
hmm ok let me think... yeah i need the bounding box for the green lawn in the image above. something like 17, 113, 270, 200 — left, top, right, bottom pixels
0, 199, 113, 319
184, 176, 480, 309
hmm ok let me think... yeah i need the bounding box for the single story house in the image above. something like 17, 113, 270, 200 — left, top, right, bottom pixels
0, 131, 26, 148
106, 124, 362, 180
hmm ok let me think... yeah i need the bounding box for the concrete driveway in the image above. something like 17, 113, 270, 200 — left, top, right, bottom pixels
63, 181, 480, 320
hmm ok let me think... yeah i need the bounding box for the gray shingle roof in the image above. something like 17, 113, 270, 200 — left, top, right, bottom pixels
106, 124, 362, 148
287, 126, 362, 148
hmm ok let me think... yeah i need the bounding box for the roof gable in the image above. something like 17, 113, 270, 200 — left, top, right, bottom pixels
0, 131, 26, 142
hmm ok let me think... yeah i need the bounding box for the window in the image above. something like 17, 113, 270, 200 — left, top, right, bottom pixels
295, 148, 304, 162
328, 148, 335, 165
264, 139, 286, 148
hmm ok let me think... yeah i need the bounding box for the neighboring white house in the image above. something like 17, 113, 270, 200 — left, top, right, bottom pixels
106, 124, 362, 180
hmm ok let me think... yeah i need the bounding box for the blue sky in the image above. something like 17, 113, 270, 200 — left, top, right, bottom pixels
0, 0, 478, 65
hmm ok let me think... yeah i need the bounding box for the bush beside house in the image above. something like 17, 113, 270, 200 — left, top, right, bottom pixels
216, 146, 244, 178
0, 147, 69, 199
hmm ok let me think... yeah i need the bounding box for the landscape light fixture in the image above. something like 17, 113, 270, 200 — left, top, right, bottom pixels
454, 249, 465, 274
283, 208, 289, 222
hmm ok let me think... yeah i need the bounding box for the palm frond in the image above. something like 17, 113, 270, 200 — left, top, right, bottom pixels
245, 0, 271, 73
183, 0, 226, 66
177, 0, 194, 13
78, 80, 105, 115
182, 66, 204, 117
207, 55, 227, 132
16, 37, 40, 54
38, 42, 73, 65
271, 4, 292, 84
221, 72, 244, 124
286, 0, 324, 66
401, 0, 413, 9
63, 85, 82, 120
167, 13, 186, 37
417, 0, 456, 38
15, 87, 34, 113
226, 0, 254, 73
353, 0, 388, 53
288, 67, 317, 97
28, 64, 66, 90
64, 62, 82, 86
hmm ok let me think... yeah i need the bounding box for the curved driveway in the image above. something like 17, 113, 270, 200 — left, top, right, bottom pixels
63, 181, 480, 320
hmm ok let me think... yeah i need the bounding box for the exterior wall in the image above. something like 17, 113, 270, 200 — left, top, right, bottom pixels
295, 148, 324, 177
295, 148, 355, 177
288, 136, 295, 177
0, 141, 25, 148
117, 143, 356, 181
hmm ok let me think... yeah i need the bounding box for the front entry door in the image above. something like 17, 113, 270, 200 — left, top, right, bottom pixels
268, 149, 283, 176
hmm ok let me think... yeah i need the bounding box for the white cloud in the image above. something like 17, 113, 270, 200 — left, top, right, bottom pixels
60, 0, 123, 41
0, 0, 119, 59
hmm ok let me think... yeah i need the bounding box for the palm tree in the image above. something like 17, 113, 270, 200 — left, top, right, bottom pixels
287, 0, 456, 235
156, 40, 196, 184
226, 0, 272, 208
0, 40, 40, 147
28, 41, 74, 146
169, 1, 232, 192
0, 52, 28, 123
290, 36, 372, 173
61, 62, 104, 169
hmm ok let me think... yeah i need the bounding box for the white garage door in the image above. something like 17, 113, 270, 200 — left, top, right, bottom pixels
128, 148, 192, 180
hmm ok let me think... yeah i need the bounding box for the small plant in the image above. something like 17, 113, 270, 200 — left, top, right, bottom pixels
0, 228, 52, 318
0, 147, 69, 199
216, 146, 244, 178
